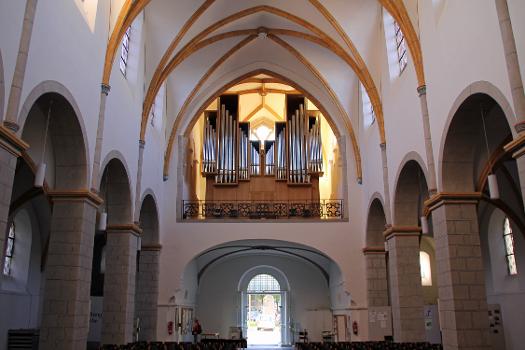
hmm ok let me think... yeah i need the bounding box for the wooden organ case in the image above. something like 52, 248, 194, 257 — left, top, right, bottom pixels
200, 94, 325, 216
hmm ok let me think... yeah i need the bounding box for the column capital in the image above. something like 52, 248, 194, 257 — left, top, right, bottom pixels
504, 132, 525, 159
417, 85, 427, 96
383, 226, 421, 240
48, 189, 104, 207
380, 142, 387, 150
3, 121, 20, 133
106, 223, 143, 236
142, 244, 162, 251
362, 246, 386, 255
514, 121, 525, 134
424, 191, 482, 212
101, 83, 111, 95
139, 139, 146, 148
0, 125, 29, 157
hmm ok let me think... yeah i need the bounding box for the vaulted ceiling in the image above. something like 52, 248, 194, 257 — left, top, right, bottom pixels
102, 0, 424, 181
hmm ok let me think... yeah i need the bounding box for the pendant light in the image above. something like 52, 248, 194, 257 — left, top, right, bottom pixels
98, 171, 109, 231
34, 101, 52, 188
481, 106, 499, 199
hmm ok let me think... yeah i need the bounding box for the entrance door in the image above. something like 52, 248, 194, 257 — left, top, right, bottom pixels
247, 293, 282, 345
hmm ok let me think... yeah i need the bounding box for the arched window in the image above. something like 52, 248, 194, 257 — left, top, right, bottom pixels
2, 223, 15, 276
394, 21, 408, 73
420, 251, 432, 286
119, 26, 131, 76
503, 217, 518, 275
383, 11, 408, 78
360, 83, 375, 128
247, 274, 281, 293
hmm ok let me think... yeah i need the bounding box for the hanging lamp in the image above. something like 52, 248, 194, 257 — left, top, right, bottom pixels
98, 171, 109, 231
34, 101, 52, 188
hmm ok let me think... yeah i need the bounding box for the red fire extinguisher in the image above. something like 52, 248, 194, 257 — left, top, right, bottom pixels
168, 321, 174, 335
352, 321, 358, 335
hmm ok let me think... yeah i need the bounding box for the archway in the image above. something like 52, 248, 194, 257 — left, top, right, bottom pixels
19, 90, 94, 349
387, 158, 432, 343
135, 193, 160, 341
364, 196, 390, 341
436, 91, 525, 349
239, 267, 290, 346
91, 157, 137, 346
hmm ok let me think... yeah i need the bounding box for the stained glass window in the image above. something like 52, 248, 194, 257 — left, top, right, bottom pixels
3, 223, 15, 276
394, 21, 408, 73
119, 26, 131, 76
503, 217, 518, 275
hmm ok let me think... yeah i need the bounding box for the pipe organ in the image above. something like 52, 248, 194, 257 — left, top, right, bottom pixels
201, 94, 324, 203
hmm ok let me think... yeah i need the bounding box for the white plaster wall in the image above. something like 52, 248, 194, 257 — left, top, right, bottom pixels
196, 254, 330, 342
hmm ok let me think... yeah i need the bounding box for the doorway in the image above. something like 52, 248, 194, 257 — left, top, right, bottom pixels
247, 293, 282, 345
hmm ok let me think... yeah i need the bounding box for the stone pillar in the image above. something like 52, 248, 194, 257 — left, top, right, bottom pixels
39, 191, 101, 350
426, 193, 490, 350
384, 226, 425, 342
417, 86, 437, 194
494, 0, 525, 129
136, 244, 161, 341
4, 0, 39, 128
363, 247, 389, 307
380, 143, 393, 225
102, 224, 141, 345
0, 127, 28, 272
133, 140, 145, 221
90, 84, 110, 192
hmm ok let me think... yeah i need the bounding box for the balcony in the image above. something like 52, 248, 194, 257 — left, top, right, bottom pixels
181, 200, 343, 221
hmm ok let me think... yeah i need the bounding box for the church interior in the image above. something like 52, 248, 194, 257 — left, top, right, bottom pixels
0, 1, 524, 350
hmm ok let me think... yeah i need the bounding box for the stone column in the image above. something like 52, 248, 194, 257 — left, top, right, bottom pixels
90, 84, 110, 192
384, 226, 425, 342
0, 127, 28, 272
495, 0, 525, 129
426, 193, 490, 350
136, 244, 161, 341
102, 224, 141, 345
39, 191, 101, 350
3, 0, 39, 129
133, 140, 145, 221
363, 247, 389, 307
417, 86, 437, 194
380, 143, 393, 225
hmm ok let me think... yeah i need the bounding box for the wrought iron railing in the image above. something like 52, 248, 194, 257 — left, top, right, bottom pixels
181, 199, 343, 220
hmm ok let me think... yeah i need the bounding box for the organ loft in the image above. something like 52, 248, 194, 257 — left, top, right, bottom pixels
183, 75, 343, 219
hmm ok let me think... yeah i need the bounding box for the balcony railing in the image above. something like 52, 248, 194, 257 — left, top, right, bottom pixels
181, 199, 343, 220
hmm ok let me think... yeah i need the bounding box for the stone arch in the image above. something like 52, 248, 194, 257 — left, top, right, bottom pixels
20, 88, 89, 190
366, 195, 387, 247
392, 157, 429, 227
100, 158, 133, 225
439, 81, 516, 191
139, 193, 159, 245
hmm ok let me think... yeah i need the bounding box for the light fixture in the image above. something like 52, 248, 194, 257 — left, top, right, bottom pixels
34, 101, 52, 188
98, 170, 109, 231
98, 211, 107, 231
481, 106, 499, 199
420, 215, 429, 234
